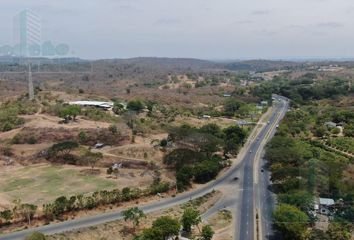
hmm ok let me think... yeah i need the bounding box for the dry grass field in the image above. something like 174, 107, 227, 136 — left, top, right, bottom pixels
0, 163, 158, 208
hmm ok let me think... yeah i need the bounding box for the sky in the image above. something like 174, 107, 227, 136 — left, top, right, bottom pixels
1, 0, 354, 60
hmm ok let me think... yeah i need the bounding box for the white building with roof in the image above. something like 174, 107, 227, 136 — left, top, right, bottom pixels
318, 198, 335, 215
68, 101, 114, 110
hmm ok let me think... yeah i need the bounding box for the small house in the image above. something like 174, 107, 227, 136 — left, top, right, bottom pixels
324, 121, 337, 129
94, 143, 105, 149
69, 101, 114, 110
236, 120, 254, 127
318, 198, 335, 215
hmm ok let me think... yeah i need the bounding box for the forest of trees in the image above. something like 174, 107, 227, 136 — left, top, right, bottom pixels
164, 123, 247, 190
259, 74, 354, 239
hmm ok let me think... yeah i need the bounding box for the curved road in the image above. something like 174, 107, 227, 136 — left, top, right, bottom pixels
1, 96, 288, 240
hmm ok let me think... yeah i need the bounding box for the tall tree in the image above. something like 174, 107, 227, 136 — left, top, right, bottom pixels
122, 207, 146, 229
151, 216, 180, 240
223, 126, 247, 155
181, 208, 202, 233
83, 150, 103, 173
273, 204, 309, 240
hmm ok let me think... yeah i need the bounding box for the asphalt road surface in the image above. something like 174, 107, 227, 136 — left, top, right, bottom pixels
1, 96, 288, 240
238, 95, 288, 240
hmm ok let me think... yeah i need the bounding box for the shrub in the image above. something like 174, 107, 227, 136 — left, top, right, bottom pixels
127, 100, 145, 112
11, 134, 20, 144
149, 182, 170, 195
2, 122, 14, 132
160, 139, 168, 147
27, 136, 37, 145
78, 131, 87, 143
108, 124, 118, 135
25, 232, 46, 240
107, 167, 113, 175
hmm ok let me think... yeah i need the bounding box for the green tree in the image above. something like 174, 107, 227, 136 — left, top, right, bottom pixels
193, 160, 220, 184
200, 225, 215, 240
52, 196, 69, 216
20, 204, 37, 225
151, 216, 180, 239
278, 190, 314, 211
47, 141, 79, 159
122, 187, 132, 201
78, 131, 87, 143
83, 150, 103, 172
199, 123, 224, 139
314, 126, 327, 138
0, 209, 13, 223
164, 148, 203, 170
59, 105, 81, 121
223, 126, 247, 155
113, 102, 125, 115
140, 227, 163, 240
181, 208, 201, 233
25, 232, 46, 240
108, 124, 118, 135
331, 127, 340, 135
176, 165, 194, 191
273, 204, 309, 240
307, 229, 329, 240
224, 99, 244, 117
327, 222, 351, 240
160, 139, 168, 147
122, 207, 146, 229
187, 132, 222, 156
127, 100, 144, 112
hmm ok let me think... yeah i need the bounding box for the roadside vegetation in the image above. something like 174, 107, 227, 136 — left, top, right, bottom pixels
259, 74, 354, 239
164, 123, 248, 190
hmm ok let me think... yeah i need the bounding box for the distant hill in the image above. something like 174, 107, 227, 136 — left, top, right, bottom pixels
223, 60, 304, 72
2, 56, 354, 76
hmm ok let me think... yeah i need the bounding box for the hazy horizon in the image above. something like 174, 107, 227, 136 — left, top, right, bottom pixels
1, 0, 354, 59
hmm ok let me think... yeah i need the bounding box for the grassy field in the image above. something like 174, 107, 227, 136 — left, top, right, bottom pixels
0, 164, 119, 207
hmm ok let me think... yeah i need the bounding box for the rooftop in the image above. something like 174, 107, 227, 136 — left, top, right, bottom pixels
319, 198, 335, 206
69, 101, 114, 108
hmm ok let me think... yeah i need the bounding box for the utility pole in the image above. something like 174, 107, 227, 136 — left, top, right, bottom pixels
28, 62, 34, 100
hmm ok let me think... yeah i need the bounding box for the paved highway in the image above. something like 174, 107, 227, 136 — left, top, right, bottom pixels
257, 96, 288, 240
238, 95, 288, 240
1, 96, 288, 240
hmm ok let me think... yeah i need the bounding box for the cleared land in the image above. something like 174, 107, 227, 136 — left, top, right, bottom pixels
0, 163, 157, 208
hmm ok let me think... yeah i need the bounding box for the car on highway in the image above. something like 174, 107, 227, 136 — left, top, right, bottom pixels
233, 177, 239, 181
